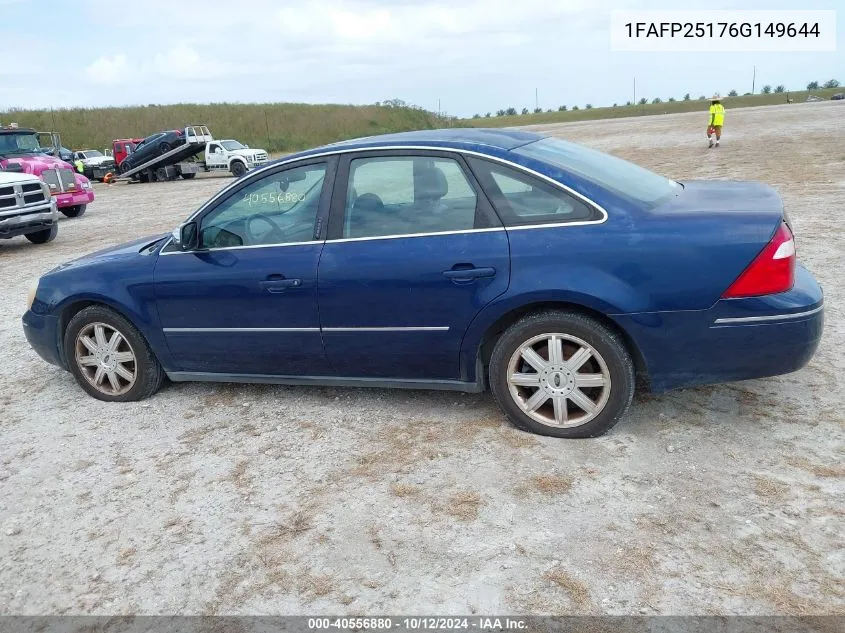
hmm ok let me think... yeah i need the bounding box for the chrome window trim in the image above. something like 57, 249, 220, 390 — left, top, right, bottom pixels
158, 145, 608, 255
713, 304, 823, 324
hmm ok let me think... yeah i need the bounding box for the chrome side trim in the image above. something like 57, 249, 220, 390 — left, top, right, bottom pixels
163, 327, 319, 333
162, 326, 449, 333
322, 326, 449, 332
713, 304, 823, 324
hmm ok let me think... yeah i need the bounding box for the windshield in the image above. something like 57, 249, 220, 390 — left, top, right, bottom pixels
221, 140, 245, 151
0, 131, 42, 156
513, 137, 681, 207
85, 150, 103, 157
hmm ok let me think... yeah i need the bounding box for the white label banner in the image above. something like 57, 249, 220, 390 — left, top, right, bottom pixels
610, 10, 837, 52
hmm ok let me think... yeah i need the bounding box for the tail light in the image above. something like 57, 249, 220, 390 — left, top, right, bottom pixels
722, 221, 795, 298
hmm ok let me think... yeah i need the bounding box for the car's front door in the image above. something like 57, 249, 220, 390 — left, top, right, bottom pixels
154, 158, 336, 376
205, 143, 223, 169
317, 150, 510, 381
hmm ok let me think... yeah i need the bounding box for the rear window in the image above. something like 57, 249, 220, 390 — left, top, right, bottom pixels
513, 137, 681, 207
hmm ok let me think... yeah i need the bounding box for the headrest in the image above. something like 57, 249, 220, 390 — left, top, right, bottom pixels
416, 166, 448, 201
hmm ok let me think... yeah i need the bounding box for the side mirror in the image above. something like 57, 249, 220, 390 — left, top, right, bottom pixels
244, 144, 249, 149
172, 221, 199, 251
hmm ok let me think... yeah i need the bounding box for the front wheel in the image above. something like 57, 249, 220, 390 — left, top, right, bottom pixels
25, 224, 58, 244
64, 305, 165, 402
60, 204, 86, 218
159, 142, 171, 155
489, 311, 635, 438
230, 161, 247, 177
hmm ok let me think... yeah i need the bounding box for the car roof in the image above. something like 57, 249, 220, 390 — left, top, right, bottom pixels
278, 128, 545, 163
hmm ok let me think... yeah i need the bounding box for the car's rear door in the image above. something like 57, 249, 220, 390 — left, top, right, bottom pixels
154, 158, 336, 376
316, 149, 510, 381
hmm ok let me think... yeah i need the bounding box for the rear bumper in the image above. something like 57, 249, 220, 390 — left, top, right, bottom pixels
22, 309, 64, 368
615, 264, 824, 392
54, 189, 94, 209
0, 201, 58, 238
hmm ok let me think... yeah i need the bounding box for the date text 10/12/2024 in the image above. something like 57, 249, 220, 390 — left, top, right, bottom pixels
307, 617, 528, 630
610, 10, 837, 52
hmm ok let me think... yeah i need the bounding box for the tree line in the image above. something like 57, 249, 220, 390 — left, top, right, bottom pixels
472, 79, 841, 119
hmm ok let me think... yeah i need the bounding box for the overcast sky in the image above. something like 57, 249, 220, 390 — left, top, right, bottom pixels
1, 0, 841, 117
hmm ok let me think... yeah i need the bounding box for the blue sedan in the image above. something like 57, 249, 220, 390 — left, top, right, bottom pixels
22, 129, 824, 438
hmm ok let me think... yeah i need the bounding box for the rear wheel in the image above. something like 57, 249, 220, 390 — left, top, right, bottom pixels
159, 141, 171, 155
25, 224, 58, 244
181, 172, 196, 180
230, 161, 247, 177
60, 204, 86, 218
155, 167, 169, 182
64, 305, 165, 402
489, 311, 635, 438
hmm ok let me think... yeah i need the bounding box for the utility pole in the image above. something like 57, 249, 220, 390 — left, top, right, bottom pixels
535, 87, 538, 111
633, 76, 636, 106
752, 65, 756, 94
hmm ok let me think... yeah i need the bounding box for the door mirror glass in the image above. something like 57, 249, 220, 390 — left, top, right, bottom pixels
172, 221, 199, 251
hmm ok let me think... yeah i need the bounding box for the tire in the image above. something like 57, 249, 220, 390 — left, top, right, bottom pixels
230, 161, 247, 177
159, 142, 171, 155
180, 172, 196, 180
488, 311, 635, 438
25, 223, 58, 244
64, 305, 165, 402
60, 204, 86, 218
155, 167, 169, 182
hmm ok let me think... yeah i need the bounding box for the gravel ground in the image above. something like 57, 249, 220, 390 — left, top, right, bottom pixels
0, 101, 843, 616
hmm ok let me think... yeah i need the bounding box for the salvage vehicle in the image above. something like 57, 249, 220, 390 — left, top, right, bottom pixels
117, 125, 213, 181
0, 170, 58, 244
112, 129, 267, 182
22, 129, 824, 438
0, 124, 94, 218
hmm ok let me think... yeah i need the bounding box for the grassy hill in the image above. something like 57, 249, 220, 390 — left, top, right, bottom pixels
462, 87, 843, 128
3, 87, 841, 154
0, 102, 453, 154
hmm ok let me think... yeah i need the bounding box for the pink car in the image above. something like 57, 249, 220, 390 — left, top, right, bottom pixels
0, 124, 94, 218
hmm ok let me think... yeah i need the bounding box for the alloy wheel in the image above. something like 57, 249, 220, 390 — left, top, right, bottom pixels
506, 333, 611, 428
74, 322, 137, 396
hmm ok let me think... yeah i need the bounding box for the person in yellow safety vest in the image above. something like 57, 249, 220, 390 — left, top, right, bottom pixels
74, 158, 85, 174
707, 96, 726, 148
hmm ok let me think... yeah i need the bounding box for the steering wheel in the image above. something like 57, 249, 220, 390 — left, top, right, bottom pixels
245, 213, 287, 245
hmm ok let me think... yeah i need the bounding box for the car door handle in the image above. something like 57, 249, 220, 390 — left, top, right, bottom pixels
260, 277, 302, 293
442, 266, 496, 280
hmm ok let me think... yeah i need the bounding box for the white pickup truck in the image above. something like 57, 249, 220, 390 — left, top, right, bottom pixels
204, 140, 269, 177
0, 171, 58, 244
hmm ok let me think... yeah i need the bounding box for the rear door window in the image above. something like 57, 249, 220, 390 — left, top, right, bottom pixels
341, 155, 493, 239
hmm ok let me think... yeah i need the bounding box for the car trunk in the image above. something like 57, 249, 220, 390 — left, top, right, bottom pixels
631, 180, 790, 308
